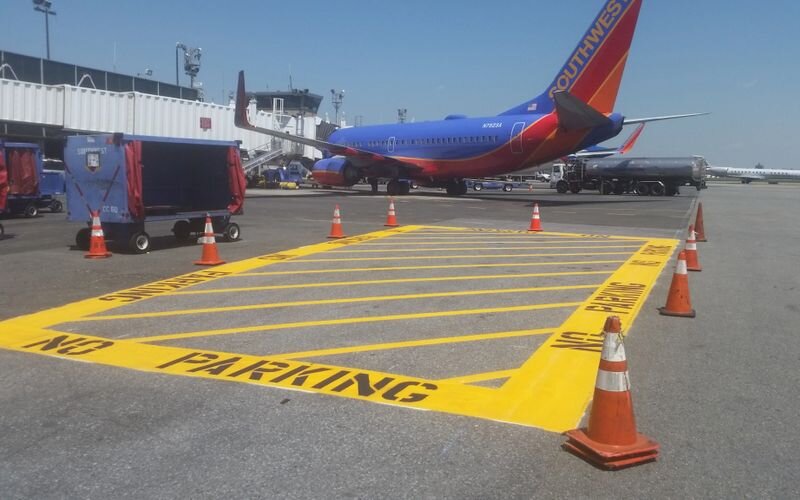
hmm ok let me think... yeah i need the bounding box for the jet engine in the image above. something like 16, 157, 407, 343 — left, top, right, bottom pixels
311, 157, 361, 187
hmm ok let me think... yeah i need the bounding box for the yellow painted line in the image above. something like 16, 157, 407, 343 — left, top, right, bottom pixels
496, 237, 679, 431
274, 328, 554, 360
328, 244, 642, 253
127, 302, 583, 343
237, 260, 627, 276
0, 226, 421, 329
0, 326, 497, 421
84, 285, 598, 321
286, 251, 635, 263
439, 369, 518, 385
410, 225, 664, 241
171, 270, 613, 295
357, 240, 647, 246
0, 225, 676, 432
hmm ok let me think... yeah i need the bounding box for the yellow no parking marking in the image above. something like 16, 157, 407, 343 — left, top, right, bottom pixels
0, 225, 677, 432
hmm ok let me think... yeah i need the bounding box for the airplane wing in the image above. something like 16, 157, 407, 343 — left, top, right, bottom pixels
234, 71, 420, 171
572, 123, 645, 158
623, 112, 708, 125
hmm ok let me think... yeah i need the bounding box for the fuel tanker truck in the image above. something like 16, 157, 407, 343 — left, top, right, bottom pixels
551, 156, 707, 196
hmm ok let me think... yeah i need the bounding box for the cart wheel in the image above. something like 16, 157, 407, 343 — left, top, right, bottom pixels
502, 184, 513, 192
76, 228, 91, 250
222, 223, 240, 242
50, 200, 63, 213
24, 204, 38, 218
129, 232, 151, 254
172, 220, 191, 240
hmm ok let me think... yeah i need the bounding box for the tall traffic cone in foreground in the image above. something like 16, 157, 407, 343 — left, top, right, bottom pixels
85, 210, 112, 259
563, 316, 659, 470
328, 204, 346, 239
528, 203, 543, 232
194, 214, 225, 266
658, 250, 696, 317
684, 225, 702, 272
384, 197, 399, 227
694, 202, 707, 242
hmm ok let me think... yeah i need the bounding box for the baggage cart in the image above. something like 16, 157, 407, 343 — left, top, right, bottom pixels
64, 133, 246, 253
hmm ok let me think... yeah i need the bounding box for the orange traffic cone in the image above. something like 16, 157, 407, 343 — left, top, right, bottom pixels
328, 205, 346, 239
563, 316, 659, 470
384, 197, 399, 227
194, 214, 225, 266
528, 203, 543, 232
694, 202, 707, 242
658, 250, 696, 317
85, 210, 112, 259
684, 225, 702, 272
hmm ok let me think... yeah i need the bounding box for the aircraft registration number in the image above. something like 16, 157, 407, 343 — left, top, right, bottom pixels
482, 122, 503, 128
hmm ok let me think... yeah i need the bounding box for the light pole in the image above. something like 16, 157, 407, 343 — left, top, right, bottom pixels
175, 43, 186, 85
330, 89, 345, 125
32, 0, 56, 60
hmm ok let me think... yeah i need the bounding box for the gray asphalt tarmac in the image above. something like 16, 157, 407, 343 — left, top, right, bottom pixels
1, 183, 798, 498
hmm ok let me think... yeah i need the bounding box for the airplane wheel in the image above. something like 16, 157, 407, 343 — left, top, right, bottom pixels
400, 181, 411, 195
386, 180, 400, 196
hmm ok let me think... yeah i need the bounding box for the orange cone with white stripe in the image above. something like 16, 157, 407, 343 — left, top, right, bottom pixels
85, 210, 112, 259
684, 225, 702, 272
528, 203, 543, 232
694, 202, 707, 242
563, 316, 659, 470
658, 250, 696, 317
194, 214, 225, 266
384, 197, 399, 227
328, 204, 346, 238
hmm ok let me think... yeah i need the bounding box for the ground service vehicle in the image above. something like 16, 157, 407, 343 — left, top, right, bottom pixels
65, 134, 246, 253
467, 178, 515, 192
552, 157, 707, 196
0, 141, 49, 217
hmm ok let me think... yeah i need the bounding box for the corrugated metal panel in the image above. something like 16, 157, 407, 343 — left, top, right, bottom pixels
0, 78, 63, 126
62, 85, 134, 133
1, 77, 320, 154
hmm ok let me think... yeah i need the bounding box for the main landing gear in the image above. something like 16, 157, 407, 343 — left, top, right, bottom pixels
386, 179, 411, 196
445, 179, 468, 196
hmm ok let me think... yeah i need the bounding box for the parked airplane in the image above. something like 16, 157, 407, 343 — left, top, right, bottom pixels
707, 165, 800, 184
572, 123, 645, 159
236, 0, 705, 195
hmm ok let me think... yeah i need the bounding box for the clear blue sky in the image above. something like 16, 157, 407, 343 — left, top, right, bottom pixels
1, 0, 798, 168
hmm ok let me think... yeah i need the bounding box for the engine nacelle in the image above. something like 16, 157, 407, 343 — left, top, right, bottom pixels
311, 157, 361, 187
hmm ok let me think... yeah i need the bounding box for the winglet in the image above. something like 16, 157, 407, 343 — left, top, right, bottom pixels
553, 91, 612, 131
234, 71, 252, 129
619, 123, 645, 154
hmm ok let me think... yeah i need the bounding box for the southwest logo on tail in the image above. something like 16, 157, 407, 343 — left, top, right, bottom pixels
235, 0, 706, 196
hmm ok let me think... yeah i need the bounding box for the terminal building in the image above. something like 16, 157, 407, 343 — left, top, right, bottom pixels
0, 50, 328, 168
